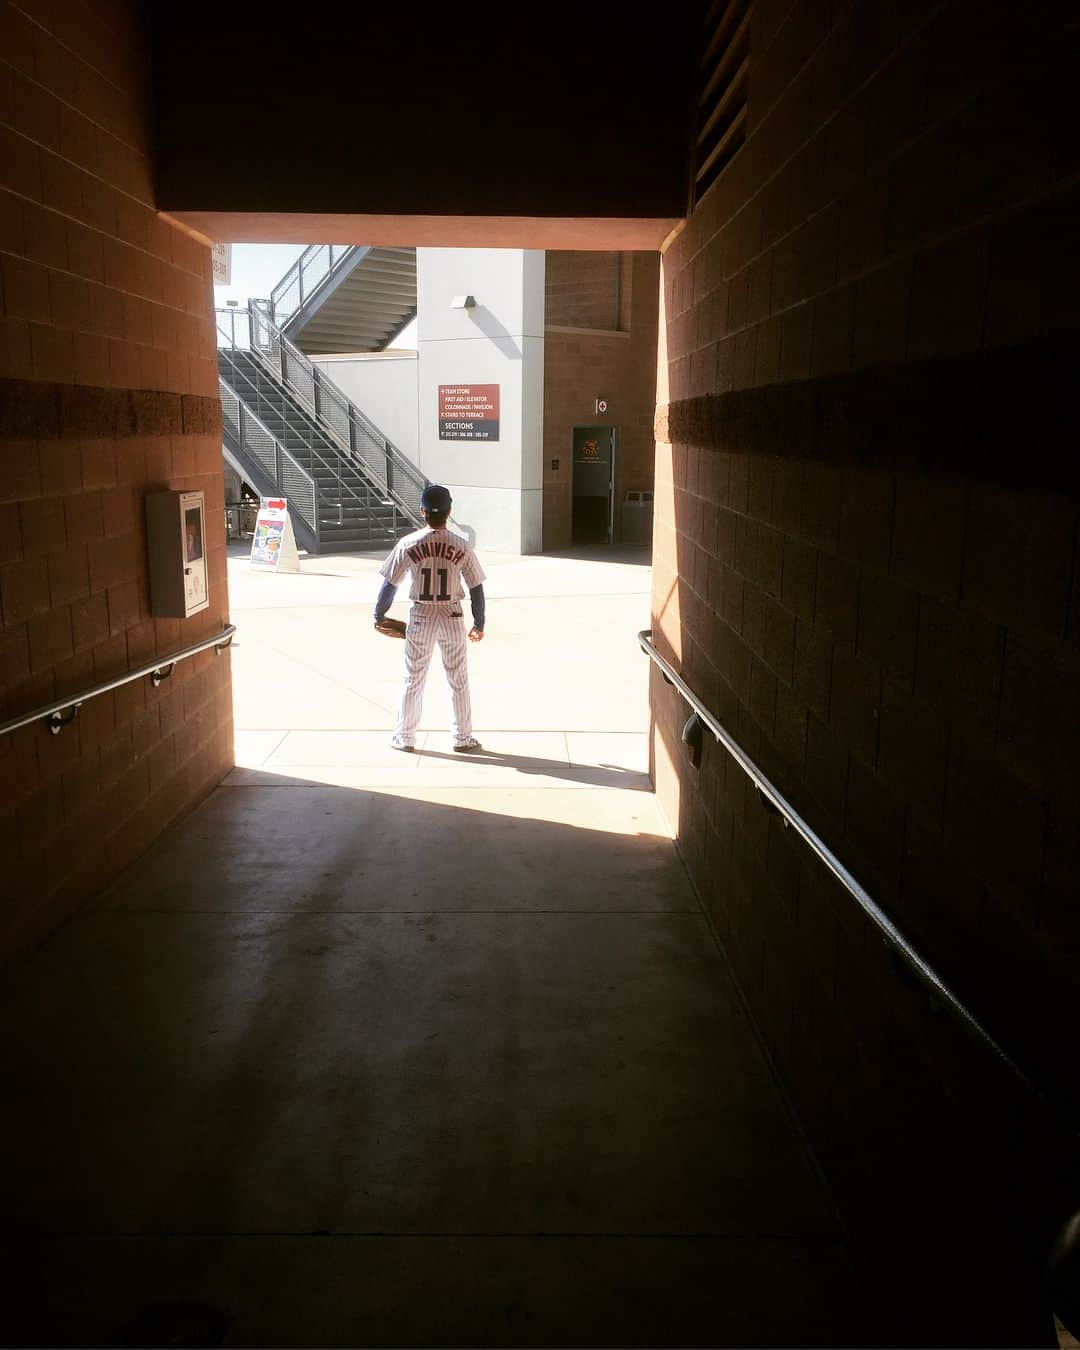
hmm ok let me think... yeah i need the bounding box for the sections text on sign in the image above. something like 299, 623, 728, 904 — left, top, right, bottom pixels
438, 383, 500, 441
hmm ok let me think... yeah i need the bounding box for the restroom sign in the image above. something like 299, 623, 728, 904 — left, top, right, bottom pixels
439, 384, 500, 441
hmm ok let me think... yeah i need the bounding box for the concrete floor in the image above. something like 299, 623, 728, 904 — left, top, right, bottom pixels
1, 542, 863, 1348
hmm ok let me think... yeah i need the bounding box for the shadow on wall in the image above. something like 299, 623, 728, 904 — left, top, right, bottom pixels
466, 306, 523, 356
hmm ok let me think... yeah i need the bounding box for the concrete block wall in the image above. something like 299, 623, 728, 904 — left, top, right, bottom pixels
545, 250, 623, 332
543, 253, 660, 550
652, 1, 1078, 1340
0, 0, 232, 960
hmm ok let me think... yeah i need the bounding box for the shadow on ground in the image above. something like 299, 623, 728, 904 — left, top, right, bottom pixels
1, 776, 863, 1348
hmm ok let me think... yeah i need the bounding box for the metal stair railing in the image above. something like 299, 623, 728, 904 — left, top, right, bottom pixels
246, 300, 427, 525
218, 375, 320, 548
269, 244, 356, 327
216, 310, 392, 542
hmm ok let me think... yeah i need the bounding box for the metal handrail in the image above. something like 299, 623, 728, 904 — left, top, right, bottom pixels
218, 375, 321, 542
269, 243, 354, 326
0, 625, 237, 739
637, 627, 1044, 1105
217, 305, 423, 526
245, 302, 426, 524
216, 324, 382, 533
217, 366, 320, 490
641, 629, 1080, 1334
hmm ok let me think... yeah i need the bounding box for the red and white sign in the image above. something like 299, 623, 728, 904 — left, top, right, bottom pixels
439, 384, 500, 442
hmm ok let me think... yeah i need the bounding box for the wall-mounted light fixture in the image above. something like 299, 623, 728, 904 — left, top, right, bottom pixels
450, 295, 477, 310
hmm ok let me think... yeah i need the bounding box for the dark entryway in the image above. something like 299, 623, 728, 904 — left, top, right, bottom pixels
571, 425, 617, 544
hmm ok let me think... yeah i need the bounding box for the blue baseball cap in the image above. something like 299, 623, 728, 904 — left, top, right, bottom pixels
421, 484, 452, 513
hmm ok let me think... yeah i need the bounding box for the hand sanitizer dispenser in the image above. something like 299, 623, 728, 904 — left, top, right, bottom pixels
145, 489, 210, 618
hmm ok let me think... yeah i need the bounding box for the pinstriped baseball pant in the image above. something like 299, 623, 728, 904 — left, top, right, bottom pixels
395, 603, 473, 745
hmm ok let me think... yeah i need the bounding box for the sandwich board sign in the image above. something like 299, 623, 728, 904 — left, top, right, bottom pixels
250, 497, 301, 572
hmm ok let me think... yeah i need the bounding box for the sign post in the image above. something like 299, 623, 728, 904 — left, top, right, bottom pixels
250, 497, 301, 572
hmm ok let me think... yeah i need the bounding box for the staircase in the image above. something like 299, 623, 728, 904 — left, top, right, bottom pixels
216, 303, 426, 555
270, 244, 417, 355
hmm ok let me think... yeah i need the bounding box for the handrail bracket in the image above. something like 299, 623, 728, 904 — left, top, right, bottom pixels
2, 625, 237, 741
47, 703, 81, 735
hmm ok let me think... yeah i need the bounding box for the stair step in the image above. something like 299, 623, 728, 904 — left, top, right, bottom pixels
220, 346, 421, 541
319, 516, 399, 526
322, 532, 397, 543
322, 533, 399, 546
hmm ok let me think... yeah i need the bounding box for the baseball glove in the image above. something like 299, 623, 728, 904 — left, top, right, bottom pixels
374, 617, 407, 639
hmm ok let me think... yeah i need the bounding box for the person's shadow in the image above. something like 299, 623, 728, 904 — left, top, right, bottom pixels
416, 746, 649, 790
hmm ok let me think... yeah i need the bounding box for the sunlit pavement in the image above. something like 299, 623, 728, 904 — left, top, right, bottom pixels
1, 541, 862, 1348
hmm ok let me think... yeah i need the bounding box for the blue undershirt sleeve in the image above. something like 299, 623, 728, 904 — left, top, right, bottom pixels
374, 579, 397, 623
469, 584, 485, 631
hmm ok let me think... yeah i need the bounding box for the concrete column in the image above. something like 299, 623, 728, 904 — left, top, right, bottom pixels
416, 249, 544, 553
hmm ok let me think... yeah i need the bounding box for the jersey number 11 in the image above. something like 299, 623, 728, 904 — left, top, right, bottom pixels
418, 566, 450, 601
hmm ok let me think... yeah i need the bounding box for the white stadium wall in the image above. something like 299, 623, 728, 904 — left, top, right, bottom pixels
416, 249, 545, 554
309, 351, 420, 465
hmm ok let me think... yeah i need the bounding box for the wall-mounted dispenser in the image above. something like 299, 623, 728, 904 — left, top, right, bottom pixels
145, 489, 210, 618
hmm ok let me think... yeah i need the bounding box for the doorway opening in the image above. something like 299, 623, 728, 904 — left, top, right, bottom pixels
571, 425, 617, 545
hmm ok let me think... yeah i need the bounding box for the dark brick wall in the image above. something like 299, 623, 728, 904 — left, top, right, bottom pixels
543, 253, 660, 550
0, 0, 233, 961
652, 1, 1078, 1342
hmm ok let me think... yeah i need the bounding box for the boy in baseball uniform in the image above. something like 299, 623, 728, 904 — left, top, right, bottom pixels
374, 484, 486, 752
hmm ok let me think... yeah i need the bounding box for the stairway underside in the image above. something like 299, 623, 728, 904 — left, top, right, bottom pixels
287, 247, 417, 355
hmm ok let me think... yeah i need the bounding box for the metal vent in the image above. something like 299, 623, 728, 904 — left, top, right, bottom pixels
693, 0, 751, 205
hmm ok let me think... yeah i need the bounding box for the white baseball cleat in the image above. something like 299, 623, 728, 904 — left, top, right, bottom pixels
390, 736, 416, 753
452, 738, 483, 753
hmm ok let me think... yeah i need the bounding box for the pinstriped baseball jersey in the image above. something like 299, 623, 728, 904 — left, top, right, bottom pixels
380, 526, 486, 747
379, 526, 486, 605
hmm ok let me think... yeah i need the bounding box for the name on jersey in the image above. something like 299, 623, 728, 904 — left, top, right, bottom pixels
407, 539, 467, 565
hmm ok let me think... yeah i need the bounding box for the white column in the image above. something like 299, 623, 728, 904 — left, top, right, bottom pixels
416, 248, 544, 554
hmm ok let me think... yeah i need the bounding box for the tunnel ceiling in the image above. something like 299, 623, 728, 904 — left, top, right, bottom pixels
147, 3, 703, 248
